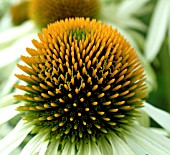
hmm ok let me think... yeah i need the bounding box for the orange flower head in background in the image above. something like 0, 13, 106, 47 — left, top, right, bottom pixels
10, 0, 30, 26
29, 0, 101, 28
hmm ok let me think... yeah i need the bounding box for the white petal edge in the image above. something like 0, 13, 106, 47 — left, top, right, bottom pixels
144, 0, 170, 62
143, 102, 170, 133
20, 133, 48, 155
124, 125, 170, 155
0, 103, 23, 125
0, 120, 33, 155
107, 133, 136, 155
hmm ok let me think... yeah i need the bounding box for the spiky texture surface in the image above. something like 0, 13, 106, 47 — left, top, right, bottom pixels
14, 18, 147, 144
10, 1, 29, 26
29, 0, 101, 28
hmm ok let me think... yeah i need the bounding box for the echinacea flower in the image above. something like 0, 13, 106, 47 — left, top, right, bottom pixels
10, 0, 29, 26
29, 0, 101, 28
0, 18, 170, 155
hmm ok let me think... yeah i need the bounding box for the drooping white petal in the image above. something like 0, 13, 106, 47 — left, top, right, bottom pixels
45, 141, 60, 155
107, 133, 135, 155
0, 103, 23, 125
143, 102, 170, 133
117, 0, 149, 17
0, 120, 33, 155
144, 0, 170, 62
124, 125, 170, 155
20, 133, 48, 155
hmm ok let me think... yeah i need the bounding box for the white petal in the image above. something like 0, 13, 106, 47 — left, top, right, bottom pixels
136, 110, 150, 127
144, 0, 170, 62
89, 141, 102, 155
0, 120, 33, 155
150, 127, 169, 137
61, 141, 76, 155
0, 33, 37, 69
38, 140, 49, 155
107, 133, 135, 155
20, 133, 47, 155
45, 141, 60, 155
0, 93, 17, 108
0, 13, 12, 32
117, 17, 147, 31
0, 123, 12, 139
128, 30, 145, 50
124, 125, 170, 155
0, 62, 16, 81
77, 141, 89, 155
98, 136, 112, 155
0, 21, 35, 49
0, 60, 26, 98
117, 0, 149, 16
0, 103, 23, 125
143, 102, 170, 133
